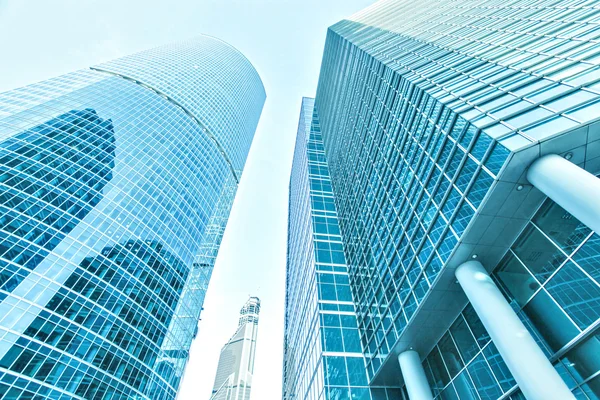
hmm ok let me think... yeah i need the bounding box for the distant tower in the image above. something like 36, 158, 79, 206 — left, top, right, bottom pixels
211, 297, 261, 400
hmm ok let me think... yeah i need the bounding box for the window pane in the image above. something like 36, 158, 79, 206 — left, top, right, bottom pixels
532, 199, 591, 255
523, 288, 580, 351
580, 374, 600, 399
450, 316, 479, 363
467, 353, 503, 400
323, 327, 344, 352
483, 342, 515, 392
426, 346, 451, 390
439, 384, 459, 400
545, 262, 600, 330
560, 331, 600, 387
453, 369, 479, 400
439, 332, 464, 377
573, 233, 600, 284
512, 223, 566, 284
342, 329, 362, 353
466, 169, 493, 209
346, 357, 368, 386
495, 251, 540, 307
462, 304, 490, 348
324, 356, 348, 385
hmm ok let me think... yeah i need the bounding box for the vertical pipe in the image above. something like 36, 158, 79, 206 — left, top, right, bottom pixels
398, 350, 434, 400
455, 261, 574, 400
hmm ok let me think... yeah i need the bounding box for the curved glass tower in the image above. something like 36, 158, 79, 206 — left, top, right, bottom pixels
0, 36, 265, 399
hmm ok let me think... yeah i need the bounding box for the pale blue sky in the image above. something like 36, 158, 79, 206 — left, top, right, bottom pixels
0, 1, 375, 398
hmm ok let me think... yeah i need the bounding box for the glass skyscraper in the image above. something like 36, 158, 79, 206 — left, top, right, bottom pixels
211, 297, 261, 400
0, 36, 265, 399
286, 0, 600, 399
284, 98, 401, 400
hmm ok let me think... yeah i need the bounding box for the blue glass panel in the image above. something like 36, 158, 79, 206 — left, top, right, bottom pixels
484, 142, 510, 175
545, 262, 600, 330
467, 354, 503, 399
346, 357, 368, 386
483, 342, 515, 391
324, 356, 349, 386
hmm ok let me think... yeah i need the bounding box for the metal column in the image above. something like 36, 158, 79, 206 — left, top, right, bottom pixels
455, 261, 574, 400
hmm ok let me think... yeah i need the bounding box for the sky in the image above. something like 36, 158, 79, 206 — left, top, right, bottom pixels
0, 0, 375, 399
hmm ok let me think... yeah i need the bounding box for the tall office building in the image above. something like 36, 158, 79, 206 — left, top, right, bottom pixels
211, 297, 261, 400
284, 98, 401, 400
286, 0, 600, 399
0, 36, 265, 399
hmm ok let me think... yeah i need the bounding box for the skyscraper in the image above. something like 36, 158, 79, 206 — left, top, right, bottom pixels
0, 36, 265, 399
284, 98, 401, 400
286, 0, 600, 399
211, 297, 261, 400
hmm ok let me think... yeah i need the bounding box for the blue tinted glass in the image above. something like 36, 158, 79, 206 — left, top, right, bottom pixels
467, 354, 503, 399
483, 342, 515, 391
450, 316, 479, 362
545, 262, 600, 330
484, 142, 509, 175
346, 357, 368, 386
325, 356, 349, 386
573, 234, 600, 284
342, 329, 362, 353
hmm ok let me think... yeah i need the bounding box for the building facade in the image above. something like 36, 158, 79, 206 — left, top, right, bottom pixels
0, 36, 265, 399
283, 98, 404, 400
286, 0, 600, 399
211, 297, 261, 400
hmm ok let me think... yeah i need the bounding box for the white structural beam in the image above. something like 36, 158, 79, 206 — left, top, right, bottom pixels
398, 350, 434, 400
528, 153, 600, 234
455, 261, 574, 400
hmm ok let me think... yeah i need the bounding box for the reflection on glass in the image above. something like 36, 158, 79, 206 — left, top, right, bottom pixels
495, 251, 540, 307
462, 304, 490, 348
580, 374, 600, 399
467, 354, 503, 400
560, 331, 600, 393
511, 223, 566, 284
523, 288, 580, 351
483, 342, 515, 391
453, 369, 479, 400
0, 109, 115, 297
426, 345, 451, 391
450, 316, 479, 363
0, 239, 188, 398
439, 383, 459, 400
532, 199, 591, 255
573, 234, 600, 284
545, 261, 600, 331
439, 333, 464, 377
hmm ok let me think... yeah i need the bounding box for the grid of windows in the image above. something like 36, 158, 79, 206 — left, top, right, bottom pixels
94, 36, 266, 176
0, 37, 265, 399
346, 0, 600, 150
314, 0, 600, 388
317, 30, 507, 381
423, 197, 600, 400
0, 109, 115, 300
284, 99, 404, 400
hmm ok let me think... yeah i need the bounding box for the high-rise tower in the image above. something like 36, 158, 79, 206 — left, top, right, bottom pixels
0, 36, 265, 400
286, 0, 600, 399
211, 297, 261, 400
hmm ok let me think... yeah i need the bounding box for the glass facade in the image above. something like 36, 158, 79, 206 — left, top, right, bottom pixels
285, 0, 600, 399
284, 98, 405, 400
424, 197, 600, 399
0, 36, 265, 399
